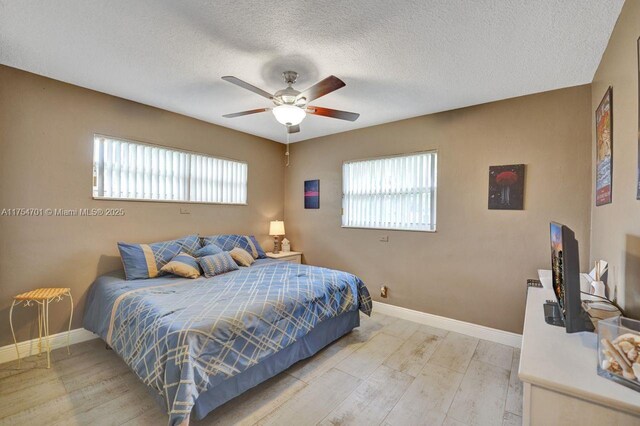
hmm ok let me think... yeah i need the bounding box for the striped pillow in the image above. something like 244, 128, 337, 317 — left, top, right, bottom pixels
160, 253, 201, 279
194, 243, 223, 258
230, 247, 255, 267
201, 234, 266, 259
198, 252, 239, 277
118, 234, 201, 280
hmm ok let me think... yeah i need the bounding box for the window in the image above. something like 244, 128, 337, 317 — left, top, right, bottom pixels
342, 151, 437, 231
92, 135, 247, 204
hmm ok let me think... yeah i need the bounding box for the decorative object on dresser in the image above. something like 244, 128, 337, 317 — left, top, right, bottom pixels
266, 251, 302, 264
304, 179, 320, 209
595, 86, 613, 206
488, 164, 525, 210
9, 287, 73, 368
598, 316, 640, 392
281, 238, 291, 253
269, 220, 285, 254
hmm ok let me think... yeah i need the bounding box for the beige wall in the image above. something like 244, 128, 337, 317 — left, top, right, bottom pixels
590, 0, 640, 319
285, 85, 592, 334
0, 65, 285, 346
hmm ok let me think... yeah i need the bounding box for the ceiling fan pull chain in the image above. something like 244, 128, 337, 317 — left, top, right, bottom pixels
285, 131, 290, 167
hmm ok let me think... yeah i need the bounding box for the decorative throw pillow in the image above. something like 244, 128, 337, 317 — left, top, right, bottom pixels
247, 235, 267, 259
118, 234, 200, 280
201, 234, 266, 259
194, 243, 223, 258
229, 247, 255, 267
160, 252, 201, 279
198, 252, 239, 278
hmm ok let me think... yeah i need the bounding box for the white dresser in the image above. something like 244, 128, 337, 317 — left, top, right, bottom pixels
265, 251, 302, 264
519, 287, 640, 425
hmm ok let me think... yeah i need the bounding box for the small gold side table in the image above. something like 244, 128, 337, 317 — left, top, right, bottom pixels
9, 288, 73, 368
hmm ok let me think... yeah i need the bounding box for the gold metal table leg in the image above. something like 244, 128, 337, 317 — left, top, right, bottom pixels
67, 292, 73, 355
44, 299, 51, 369
37, 302, 43, 355
9, 300, 20, 368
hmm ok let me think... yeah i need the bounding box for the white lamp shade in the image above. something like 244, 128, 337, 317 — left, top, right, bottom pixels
272, 105, 306, 126
269, 220, 285, 236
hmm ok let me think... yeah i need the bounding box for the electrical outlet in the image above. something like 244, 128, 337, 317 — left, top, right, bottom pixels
380, 285, 388, 298
379, 235, 389, 242
180, 207, 191, 214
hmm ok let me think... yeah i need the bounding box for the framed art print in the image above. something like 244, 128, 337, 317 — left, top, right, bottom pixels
488, 164, 525, 210
304, 179, 319, 209
596, 86, 613, 206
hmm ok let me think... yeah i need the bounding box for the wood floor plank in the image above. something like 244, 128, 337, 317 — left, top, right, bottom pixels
504, 348, 523, 417
61, 355, 132, 393
335, 332, 405, 380
417, 323, 449, 338
472, 340, 513, 370
319, 365, 413, 426
384, 330, 442, 377
427, 332, 479, 373
348, 314, 388, 343
256, 368, 361, 426
383, 363, 464, 426
199, 373, 306, 426
53, 379, 159, 426
1, 371, 137, 425
379, 318, 421, 340
0, 343, 116, 397
288, 336, 362, 383
122, 409, 168, 426
447, 359, 510, 426
0, 377, 68, 419
0, 338, 103, 382
443, 416, 468, 426
502, 412, 523, 426
369, 312, 398, 327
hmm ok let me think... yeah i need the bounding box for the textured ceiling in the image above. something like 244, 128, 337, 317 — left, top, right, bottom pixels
0, 0, 624, 143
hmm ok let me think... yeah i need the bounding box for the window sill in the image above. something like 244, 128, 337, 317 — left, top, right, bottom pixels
341, 225, 436, 233
92, 196, 247, 206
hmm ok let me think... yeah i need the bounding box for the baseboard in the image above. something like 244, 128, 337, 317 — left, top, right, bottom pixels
0, 328, 99, 364
373, 301, 522, 348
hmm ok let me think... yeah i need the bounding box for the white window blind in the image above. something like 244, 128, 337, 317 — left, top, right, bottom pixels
342, 152, 437, 231
93, 135, 247, 204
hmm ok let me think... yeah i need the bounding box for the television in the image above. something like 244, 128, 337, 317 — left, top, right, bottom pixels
549, 222, 594, 333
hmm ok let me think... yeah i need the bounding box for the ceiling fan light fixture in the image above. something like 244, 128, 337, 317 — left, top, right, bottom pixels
273, 104, 306, 126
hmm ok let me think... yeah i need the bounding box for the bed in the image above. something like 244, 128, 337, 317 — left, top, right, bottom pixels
83, 258, 372, 425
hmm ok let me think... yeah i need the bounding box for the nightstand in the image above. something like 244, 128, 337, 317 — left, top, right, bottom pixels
266, 251, 302, 264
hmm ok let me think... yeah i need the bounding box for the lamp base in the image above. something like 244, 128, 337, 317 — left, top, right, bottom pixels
273, 236, 281, 254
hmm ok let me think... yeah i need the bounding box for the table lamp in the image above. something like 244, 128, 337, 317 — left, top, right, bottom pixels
269, 220, 285, 254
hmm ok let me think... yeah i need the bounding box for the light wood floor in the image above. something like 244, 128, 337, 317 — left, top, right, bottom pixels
0, 313, 523, 425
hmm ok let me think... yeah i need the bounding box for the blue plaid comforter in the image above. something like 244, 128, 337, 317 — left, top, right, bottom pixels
83, 260, 371, 425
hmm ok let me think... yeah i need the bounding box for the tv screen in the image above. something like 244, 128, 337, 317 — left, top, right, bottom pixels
549, 222, 594, 333
550, 222, 566, 316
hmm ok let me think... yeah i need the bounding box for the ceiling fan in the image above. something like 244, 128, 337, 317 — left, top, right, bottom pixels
222, 71, 359, 134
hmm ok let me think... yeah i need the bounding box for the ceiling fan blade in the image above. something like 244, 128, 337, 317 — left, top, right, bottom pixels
222, 76, 273, 100
297, 76, 345, 103
307, 106, 360, 122
287, 124, 300, 134
222, 108, 270, 118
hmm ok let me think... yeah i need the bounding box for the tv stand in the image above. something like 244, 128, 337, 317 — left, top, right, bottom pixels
520, 287, 640, 424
